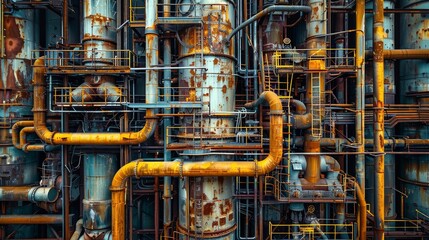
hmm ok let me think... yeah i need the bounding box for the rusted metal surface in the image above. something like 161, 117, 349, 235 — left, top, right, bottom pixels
303, 138, 321, 184
0, 214, 63, 224
178, 177, 235, 236
1, 15, 33, 118
0, 186, 58, 202
0, 148, 39, 186
373, 0, 385, 239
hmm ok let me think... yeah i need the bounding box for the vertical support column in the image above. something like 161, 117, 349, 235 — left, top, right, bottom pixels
356, 0, 366, 194
373, 0, 385, 239
162, 0, 172, 237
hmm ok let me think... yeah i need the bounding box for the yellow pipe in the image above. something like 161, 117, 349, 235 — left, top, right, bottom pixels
30, 57, 157, 145
355, 182, 367, 240
111, 91, 283, 239
12, 121, 34, 149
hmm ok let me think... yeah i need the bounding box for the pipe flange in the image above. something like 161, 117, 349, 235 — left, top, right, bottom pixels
254, 159, 258, 177
269, 110, 284, 115
179, 159, 184, 179
22, 143, 30, 153
29, 186, 40, 203
390, 136, 396, 151
134, 160, 141, 179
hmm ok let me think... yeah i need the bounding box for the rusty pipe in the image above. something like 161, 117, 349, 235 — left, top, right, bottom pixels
356, 0, 366, 192
12, 121, 59, 152
366, 49, 429, 59
0, 186, 59, 202
31, 57, 157, 145
111, 91, 283, 239
373, 0, 385, 239
12, 121, 34, 149
0, 215, 63, 224
355, 182, 367, 240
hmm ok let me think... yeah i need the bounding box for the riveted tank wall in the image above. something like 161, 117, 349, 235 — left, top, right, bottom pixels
398, 0, 429, 219
364, 0, 396, 221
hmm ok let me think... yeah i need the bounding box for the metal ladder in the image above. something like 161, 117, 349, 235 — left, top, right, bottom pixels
194, 177, 204, 239
311, 72, 322, 138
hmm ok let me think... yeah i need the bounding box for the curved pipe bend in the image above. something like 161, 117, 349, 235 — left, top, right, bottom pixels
225, 5, 311, 44
110, 91, 283, 239
30, 57, 157, 145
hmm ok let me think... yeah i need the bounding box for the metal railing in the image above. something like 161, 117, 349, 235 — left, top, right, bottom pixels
166, 125, 263, 150
130, 0, 230, 23
384, 219, 426, 232
32, 50, 135, 69
53, 86, 127, 107
269, 222, 354, 240
130, 0, 145, 24
271, 48, 356, 70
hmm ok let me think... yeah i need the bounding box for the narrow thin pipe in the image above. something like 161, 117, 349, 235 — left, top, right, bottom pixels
356, 0, 366, 193
154, 177, 159, 240
26, 57, 157, 145
162, 0, 173, 236
0, 215, 63, 224
373, 0, 385, 239
111, 91, 283, 240
225, 5, 311, 44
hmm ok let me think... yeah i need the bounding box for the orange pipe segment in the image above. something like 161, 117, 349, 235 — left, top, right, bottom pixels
12, 121, 34, 149
355, 182, 367, 240
111, 91, 283, 239
31, 57, 157, 145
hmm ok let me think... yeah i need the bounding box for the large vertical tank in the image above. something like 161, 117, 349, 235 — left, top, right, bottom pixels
399, 0, 429, 219
83, 153, 118, 238
0, 5, 41, 238
364, 0, 396, 220
177, 0, 236, 238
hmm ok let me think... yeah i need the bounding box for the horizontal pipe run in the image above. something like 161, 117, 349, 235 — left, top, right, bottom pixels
225, 5, 311, 43
365, 49, 429, 59
0, 215, 63, 224
29, 57, 157, 145
0, 186, 59, 203
111, 91, 283, 240
287, 136, 429, 149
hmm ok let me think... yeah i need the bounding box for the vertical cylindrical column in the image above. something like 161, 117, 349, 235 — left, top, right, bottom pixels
163, 1, 173, 238
398, 0, 429, 220
304, 0, 326, 184
73, 0, 119, 102
365, 0, 396, 223
1, 6, 41, 238
373, 0, 385, 239
355, 0, 366, 192
83, 153, 118, 237
177, 0, 236, 238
